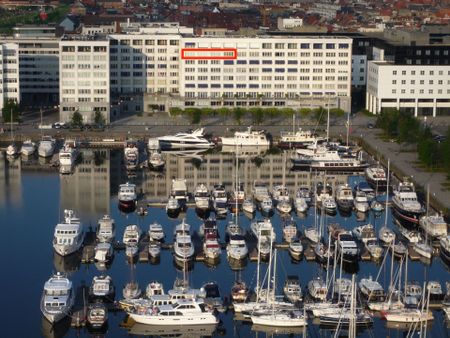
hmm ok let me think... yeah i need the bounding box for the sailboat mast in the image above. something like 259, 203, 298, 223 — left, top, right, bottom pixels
325, 230, 332, 290
272, 248, 277, 302
256, 225, 261, 302
266, 229, 274, 304
404, 251, 408, 295
384, 159, 390, 228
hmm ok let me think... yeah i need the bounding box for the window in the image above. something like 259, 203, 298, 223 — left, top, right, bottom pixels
313, 43, 322, 49
393, 70, 397, 75
300, 43, 310, 49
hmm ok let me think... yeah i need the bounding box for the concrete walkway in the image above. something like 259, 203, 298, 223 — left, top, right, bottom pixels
350, 114, 450, 215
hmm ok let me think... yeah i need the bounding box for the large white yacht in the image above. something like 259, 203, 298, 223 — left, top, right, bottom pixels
118, 182, 137, 210
128, 298, 218, 325
419, 213, 448, 239
251, 219, 276, 243
279, 128, 324, 149
221, 126, 270, 147
53, 209, 85, 256
40, 273, 75, 323
20, 139, 36, 156
158, 128, 213, 150
38, 136, 56, 158
392, 180, 425, 226
89, 275, 115, 302
174, 233, 194, 262
291, 149, 368, 171
123, 224, 142, 246
365, 165, 388, 191
171, 178, 188, 201
227, 234, 248, 261
59, 140, 79, 167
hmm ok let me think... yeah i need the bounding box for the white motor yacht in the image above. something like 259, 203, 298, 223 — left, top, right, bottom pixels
260, 196, 273, 215
6, 143, 19, 157
277, 200, 292, 214
282, 219, 297, 243
336, 231, 359, 263
20, 139, 36, 156
53, 209, 85, 256
148, 222, 165, 242
227, 235, 248, 261
304, 226, 320, 244
279, 128, 324, 149
353, 223, 377, 243
158, 128, 214, 149
359, 277, 386, 303
123, 282, 141, 300
89, 275, 115, 302
251, 309, 307, 327
419, 214, 448, 239
118, 182, 137, 210
146, 281, 165, 299
253, 180, 270, 203
123, 224, 142, 246
171, 178, 188, 201
40, 273, 75, 324
86, 303, 108, 329
221, 126, 270, 147
283, 276, 302, 303
147, 138, 159, 151
289, 239, 303, 260
440, 235, 450, 261
96, 215, 115, 243
174, 221, 194, 262
38, 136, 56, 158
307, 277, 327, 301
335, 184, 354, 212
379, 226, 396, 245
148, 241, 161, 259
59, 140, 79, 167
128, 298, 218, 325
194, 184, 210, 210
272, 185, 290, 203
251, 219, 276, 243
392, 180, 425, 227
413, 242, 433, 259
203, 232, 221, 261
354, 191, 370, 213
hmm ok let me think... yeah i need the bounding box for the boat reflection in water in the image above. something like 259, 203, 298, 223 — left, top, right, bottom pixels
53, 251, 81, 274
252, 323, 306, 336
41, 315, 71, 338
221, 145, 269, 158
127, 322, 218, 337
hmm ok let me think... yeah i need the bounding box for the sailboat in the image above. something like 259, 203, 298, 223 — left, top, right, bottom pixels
379, 160, 395, 245
6, 113, 18, 157
250, 250, 308, 327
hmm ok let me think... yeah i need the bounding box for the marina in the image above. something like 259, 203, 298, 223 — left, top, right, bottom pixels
0, 141, 449, 338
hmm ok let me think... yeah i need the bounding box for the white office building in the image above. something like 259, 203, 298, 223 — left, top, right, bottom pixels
59, 36, 110, 123
0, 43, 20, 115
366, 61, 450, 116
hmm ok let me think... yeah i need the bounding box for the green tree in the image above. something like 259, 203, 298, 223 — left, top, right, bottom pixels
169, 107, 183, 116
249, 107, 264, 125
93, 109, 106, 126
233, 107, 246, 125
71, 110, 83, 128
280, 108, 295, 117
264, 107, 279, 119
185, 108, 202, 124
2, 99, 20, 123
299, 108, 311, 117
313, 107, 326, 124
216, 107, 231, 117
330, 108, 345, 117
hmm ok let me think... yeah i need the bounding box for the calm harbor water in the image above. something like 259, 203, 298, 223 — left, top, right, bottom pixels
0, 149, 449, 338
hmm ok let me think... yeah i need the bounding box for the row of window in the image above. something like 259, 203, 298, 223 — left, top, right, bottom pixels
392, 79, 448, 85
392, 89, 449, 94
392, 70, 449, 76
184, 42, 350, 50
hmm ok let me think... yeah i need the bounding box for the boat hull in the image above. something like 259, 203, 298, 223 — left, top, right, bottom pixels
392, 203, 423, 228
129, 312, 218, 325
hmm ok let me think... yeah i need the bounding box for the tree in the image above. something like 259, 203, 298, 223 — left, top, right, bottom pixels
71, 110, 83, 128
2, 99, 20, 123
233, 107, 246, 125
185, 108, 202, 124
299, 108, 311, 117
93, 109, 106, 126
313, 107, 326, 124
249, 107, 264, 125
169, 107, 183, 116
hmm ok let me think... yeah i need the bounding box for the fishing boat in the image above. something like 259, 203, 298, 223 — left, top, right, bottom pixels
283, 276, 302, 303
40, 273, 75, 324
158, 128, 214, 150
392, 180, 425, 227
227, 235, 248, 261
148, 222, 165, 242
221, 126, 270, 147
53, 209, 85, 256
96, 215, 115, 243
89, 275, 115, 302
148, 151, 165, 170
194, 184, 210, 210
118, 182, 137, 211
20, 139, 36, 156
86, 303, 108, 329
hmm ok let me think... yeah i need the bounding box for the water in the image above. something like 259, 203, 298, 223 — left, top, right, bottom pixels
0, 149, 449, 338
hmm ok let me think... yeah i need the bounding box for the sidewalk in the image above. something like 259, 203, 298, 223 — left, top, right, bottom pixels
351, 115, 450, 215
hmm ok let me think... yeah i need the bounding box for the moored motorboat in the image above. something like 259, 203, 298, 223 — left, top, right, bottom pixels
221, 126, 270, 147
40, 273, 75, 323
227, 235, 248, 261
392, 180, 425, 227
86, 303, 108, 329
419, 213, 448, 239
53, 209, 85, 256
89, 275, 115, 302
148, 241, 161, 259
96, 215, 115, 243
158, 128, 214, 150
148, 222, 165, 242
20, 139, 36, 156
38, 136, 56, 158
118, 182, 137, 212
289, 239, 303, 260
283, 276, 303, 303
242, 198, 256, 214
194, 183, 210, 210
166, 196, 181, 217
148, 151, 165, 170
123, 281, 141, 300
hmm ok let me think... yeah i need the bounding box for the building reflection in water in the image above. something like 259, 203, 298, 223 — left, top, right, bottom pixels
0, 152, 22, 208
140, 149, 352, 202
60, 149, 111, 220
